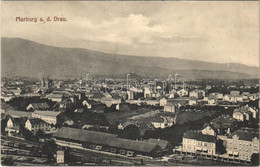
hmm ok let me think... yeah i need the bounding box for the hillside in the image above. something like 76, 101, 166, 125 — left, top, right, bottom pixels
1, 37, 258, 80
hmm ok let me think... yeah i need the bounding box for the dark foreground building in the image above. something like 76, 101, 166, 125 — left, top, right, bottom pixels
53, 127, 172, 158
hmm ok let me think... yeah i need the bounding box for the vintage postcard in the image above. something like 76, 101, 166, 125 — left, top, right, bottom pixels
1, 1, 259, 166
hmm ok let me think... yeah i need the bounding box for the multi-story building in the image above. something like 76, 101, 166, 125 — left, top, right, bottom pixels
53, 127, 168, 158
56, 150, 64, 164
209, 115, 238, 136
25, 118, 51, 132
26, 102, 50, 111
159, 98, 167, 106
230, 91, 240, 96
144, 87, 152, 98
208, 96, 217, 105
226, 130, 259, 161
223, 93, 243, 103
151, 116, 175, 129
201, 124, 217, 137
210, 93, 223, 100
164, 102, 175, 112
189, 97, 197, 105
32, 110, 61, 125
5, 118, 22, 136
177, 89, 188, 97
46, 93, 64, 102
189, 89, 205, 99
182, 131, 216, 155
233, 107, 253, 122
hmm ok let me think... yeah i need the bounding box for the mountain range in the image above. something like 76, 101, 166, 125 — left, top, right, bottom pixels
1, 37, 259, 80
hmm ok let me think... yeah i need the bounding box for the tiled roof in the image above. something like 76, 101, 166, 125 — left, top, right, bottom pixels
230, 91, 240, 93
53, 127, 118, 146
189, 97, 197, 100
46, 93, 64, 98
165, 102, 174, 106
203, 123, 217, 132
9, 117, 27, 126
6, 110, 33, 118
9, 89, 22, 94
28, 118, 49, 125
29, 102, 50, 110
57, 150, 64, 155
208, 95, 217, 100
33, 111, 61, 117
21, 93, 41, 97
183, 131, 216, 143
229, 130, 259, 141
210, 115, 237, 129
190, 89, 204, 93
53, 127, 160, 153
114, 138, 159, 153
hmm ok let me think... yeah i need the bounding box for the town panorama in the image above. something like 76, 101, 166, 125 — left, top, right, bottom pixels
1, 1, 259, 166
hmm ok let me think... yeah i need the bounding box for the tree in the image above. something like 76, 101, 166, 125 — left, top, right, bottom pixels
36, 129, 45, 139
1, 119, 8, 134
107, 124, 119, 134
64, 148, 78, 164
216, 140, 226, 154
118, 124, 140, 140
42, 140, 57, 162
251, 153, 259, 166
19, 126, 34, 140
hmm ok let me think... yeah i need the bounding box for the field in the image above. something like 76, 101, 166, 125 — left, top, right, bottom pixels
176, 109, 216, 125
104, 109, 154, 124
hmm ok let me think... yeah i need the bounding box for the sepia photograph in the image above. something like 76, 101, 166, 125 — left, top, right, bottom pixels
1, 1, 259, 166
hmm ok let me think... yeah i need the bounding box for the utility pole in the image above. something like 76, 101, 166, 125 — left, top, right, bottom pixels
127, 74, 130, 91
175, 74, 178, 90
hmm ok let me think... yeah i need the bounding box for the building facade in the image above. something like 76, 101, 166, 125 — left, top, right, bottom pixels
226, 130, 259, 161
32, 111, 61, 125
182, 131, 216, 155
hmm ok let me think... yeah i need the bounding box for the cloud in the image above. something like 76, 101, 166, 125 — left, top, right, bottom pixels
2, 1, 258, 66
76, 14, 167, 45
71, 14, 201, 45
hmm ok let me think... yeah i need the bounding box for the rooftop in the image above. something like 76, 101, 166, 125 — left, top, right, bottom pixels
6, 110, 33, 118
183, 131, 216, 143
28, 118, 49, 125
33, 110, 61, 117
229, 130, 259, 141
53, 127, 160, 153
28, 102, 50, 110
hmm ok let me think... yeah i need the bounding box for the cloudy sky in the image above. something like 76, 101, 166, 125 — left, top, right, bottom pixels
2, 1, 259, 66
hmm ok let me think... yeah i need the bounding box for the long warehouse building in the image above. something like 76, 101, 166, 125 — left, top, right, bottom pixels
52, 127, 172, 158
